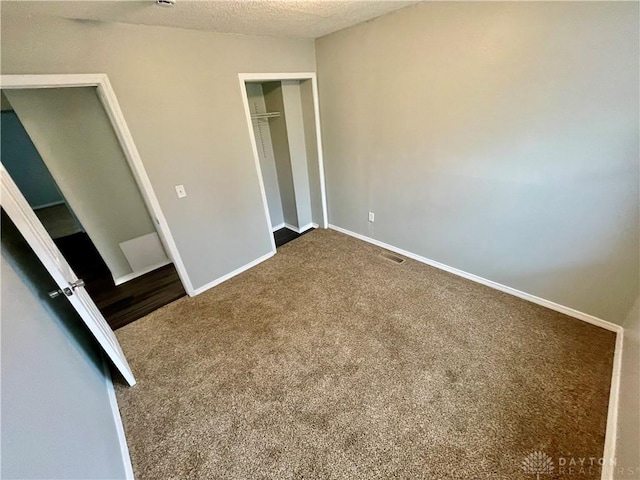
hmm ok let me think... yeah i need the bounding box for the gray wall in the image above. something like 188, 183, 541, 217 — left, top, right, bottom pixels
5, 87, 159, 281
1, 214, 127, 480
316, 1, 639, 324
264, 82, 299, 228
0, 13, 316, 291
300, 79, 324, 227
282, 81, 313, 229
1, 110, 64, 209
246, 83, 285, 228
616, 298, 640, 478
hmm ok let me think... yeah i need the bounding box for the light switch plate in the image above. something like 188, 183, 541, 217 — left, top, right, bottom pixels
175, 185, 187, 198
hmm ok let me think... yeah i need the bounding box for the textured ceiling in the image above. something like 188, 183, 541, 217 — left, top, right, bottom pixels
1, 1, 418, 39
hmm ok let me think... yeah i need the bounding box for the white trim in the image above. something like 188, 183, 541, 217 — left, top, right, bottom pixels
240, 72, 317, 82
0, 73, 106, 89
283, 222, 317, 234
273, 222, 318, 234
327, 223, 625, 479
309, 76, 329, 228
601, 330, 624, 480
297, 222, 314, 233
102, 357, 135, 480
190, 250, 275, 296
284, 223, 301, 233
238, 72, 329, 232
32, 200, 66, 210
0, 74, 195, 296
328, 224, 623, 333
113, 260, 172, 286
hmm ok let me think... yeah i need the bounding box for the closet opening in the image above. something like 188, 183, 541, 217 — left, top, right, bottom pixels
240, 74, 327, 250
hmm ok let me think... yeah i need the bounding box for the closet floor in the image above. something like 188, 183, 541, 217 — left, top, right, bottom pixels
273, 227, 313, 248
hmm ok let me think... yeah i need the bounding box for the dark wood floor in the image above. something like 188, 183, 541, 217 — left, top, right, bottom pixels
55, 233, 186, 330
274, 227, 314, 248
7, 212, 310, 330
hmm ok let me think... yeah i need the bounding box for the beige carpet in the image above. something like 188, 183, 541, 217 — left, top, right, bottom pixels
115, 229, 615, 479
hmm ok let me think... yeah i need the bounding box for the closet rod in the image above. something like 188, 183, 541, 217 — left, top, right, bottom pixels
251, 112, 281, 120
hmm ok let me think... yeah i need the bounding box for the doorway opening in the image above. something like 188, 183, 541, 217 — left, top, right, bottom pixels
240, 74, 328, 250
1, 87, 185, 329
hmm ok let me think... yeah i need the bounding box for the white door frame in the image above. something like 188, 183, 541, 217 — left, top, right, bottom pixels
238, 72, 329, 252
0, 73, 195, 295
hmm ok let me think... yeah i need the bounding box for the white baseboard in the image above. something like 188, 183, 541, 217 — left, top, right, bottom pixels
113, 260, 172, 286
284, 223, 301, 233
298, 222, 317, 233
283, 222, 318, 234
190, 250, 275, 296
102, 357, 134, 480
328, 224, 622, 334
190, 221, 320, 297
271, 222, 285, 232
329, 223, 624, 479
601, 330, 624, 480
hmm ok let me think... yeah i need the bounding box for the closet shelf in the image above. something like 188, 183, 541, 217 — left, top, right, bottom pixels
251, 112, 281, 120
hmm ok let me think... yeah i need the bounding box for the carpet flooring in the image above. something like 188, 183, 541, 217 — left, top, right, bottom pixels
114, 229, 616, 479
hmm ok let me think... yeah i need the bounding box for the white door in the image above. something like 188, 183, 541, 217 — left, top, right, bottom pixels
1, 165, 136, 386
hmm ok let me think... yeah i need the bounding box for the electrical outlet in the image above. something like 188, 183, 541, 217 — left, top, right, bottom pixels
368, 212, 375, 222
175, 185, 187, 198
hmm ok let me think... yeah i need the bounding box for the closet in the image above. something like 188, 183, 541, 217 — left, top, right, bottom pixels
244, 80, 323, 247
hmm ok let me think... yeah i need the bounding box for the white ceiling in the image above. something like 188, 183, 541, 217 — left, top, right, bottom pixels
1, 1, 418, 39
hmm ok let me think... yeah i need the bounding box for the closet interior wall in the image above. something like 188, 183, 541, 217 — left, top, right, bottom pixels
246, 83, 286, 229
245, 80, 322, 234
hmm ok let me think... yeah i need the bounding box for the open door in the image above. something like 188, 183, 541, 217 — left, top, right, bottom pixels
1, 164, 136, 385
